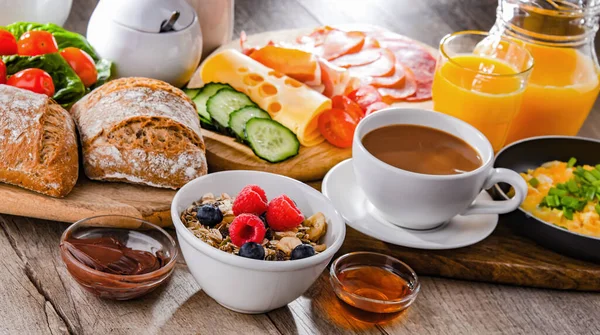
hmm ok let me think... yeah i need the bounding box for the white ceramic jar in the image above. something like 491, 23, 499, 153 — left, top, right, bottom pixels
87, 0, 203, 87
0, 0, 73, 26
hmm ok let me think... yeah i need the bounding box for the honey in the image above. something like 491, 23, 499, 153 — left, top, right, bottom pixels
336, 265, 413, 314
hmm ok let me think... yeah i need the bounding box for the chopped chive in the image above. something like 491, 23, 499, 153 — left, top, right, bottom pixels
585, 188, 596, 201
583, 171, 598, 183
556, 183, 566, 190
566, 179, 579, 193
575, 166, 585, 176
529, 177, 540, 188
548, 188, 568, 197
591, 169, 600, 180
560, 196, 579, 209
567, 157, 577, 167
563, 207, 574, 220
593, 180, 600, 186
596, 164, 600, 171
596, 204, 600, 215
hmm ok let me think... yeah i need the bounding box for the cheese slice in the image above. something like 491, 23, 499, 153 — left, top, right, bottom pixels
200, 49, 331, 147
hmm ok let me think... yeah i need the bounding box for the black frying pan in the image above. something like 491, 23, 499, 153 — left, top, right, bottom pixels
492, 136, 600, 263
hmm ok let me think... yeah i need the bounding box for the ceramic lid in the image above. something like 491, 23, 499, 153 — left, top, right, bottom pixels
101, 0, 196, 33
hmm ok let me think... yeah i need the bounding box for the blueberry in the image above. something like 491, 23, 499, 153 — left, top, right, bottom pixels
290, 244, 315, 260
259, 213, 268, 227
239, 242, 265, 260
196, 204, 223, 227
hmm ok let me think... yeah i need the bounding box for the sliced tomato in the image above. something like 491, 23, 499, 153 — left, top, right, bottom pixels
365, 63, 406, 88
321, 30, 366, 60
365, 102, 390, 116
331, 48, 381, 68
0, 30, 17, 55
7, 68, 55, 96
318, 108, 357, 148
332, 95, 365, 121
60, 47, 98, 87
347, 48, 395, 77
17, 31, 58, 56
0, 59, 6, 84
347, 85, 383, 111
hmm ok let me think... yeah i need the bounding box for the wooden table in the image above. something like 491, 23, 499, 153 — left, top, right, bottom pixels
2, 1, 600, 334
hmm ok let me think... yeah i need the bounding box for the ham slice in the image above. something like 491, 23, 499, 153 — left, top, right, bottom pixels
364, 63, 406, 88
348, 49, 395, 78
331, 48, 382, 68
321, 30, 366, 60
377, 67, 417, 102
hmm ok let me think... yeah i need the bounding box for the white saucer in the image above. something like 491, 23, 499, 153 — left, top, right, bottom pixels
322, 159, 498, 250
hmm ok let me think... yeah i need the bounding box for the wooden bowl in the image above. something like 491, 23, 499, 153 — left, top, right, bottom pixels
492, 136, 600, 263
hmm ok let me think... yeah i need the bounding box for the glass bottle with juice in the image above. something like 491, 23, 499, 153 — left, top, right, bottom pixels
491, 0, 600, 143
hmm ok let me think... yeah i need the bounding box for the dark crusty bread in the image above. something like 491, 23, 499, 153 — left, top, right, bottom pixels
70, 77, 207, 189
0, 85, 78, 197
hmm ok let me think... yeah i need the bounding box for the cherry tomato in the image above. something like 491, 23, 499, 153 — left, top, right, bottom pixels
365, 102, 390, 116
318, 108, 357, 148
17, 31, 58, 56
7, 68, 55, 97
60, 47, 98, 87
0, 60, 6, 85
347, 85, 383, 111
332, 95, 365, 122
0, 30, 17, 55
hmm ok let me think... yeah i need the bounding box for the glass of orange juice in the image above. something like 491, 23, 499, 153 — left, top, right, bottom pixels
432, 31, 534, 151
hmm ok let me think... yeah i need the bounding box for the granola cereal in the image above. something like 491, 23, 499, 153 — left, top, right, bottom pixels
181, 186, 328, 261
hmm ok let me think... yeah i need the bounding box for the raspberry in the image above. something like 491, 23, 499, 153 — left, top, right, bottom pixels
265, 195, 304, 231
240, 184, 267, 203
229, 214, 267, 247
233, 190, 267, 216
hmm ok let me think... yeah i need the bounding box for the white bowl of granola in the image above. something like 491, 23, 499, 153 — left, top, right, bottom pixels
171, 170, 346, 314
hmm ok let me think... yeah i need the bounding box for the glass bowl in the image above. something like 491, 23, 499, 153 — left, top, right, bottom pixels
59, 215, 178, 300
330, 252, 420, 314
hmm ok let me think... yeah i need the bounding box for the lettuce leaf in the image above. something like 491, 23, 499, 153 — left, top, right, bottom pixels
1, 22, 113, 106
2, 22, 100, 60
2, 53, 86, 108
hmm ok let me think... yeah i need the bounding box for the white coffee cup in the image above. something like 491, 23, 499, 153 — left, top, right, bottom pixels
352, 108, 527, 230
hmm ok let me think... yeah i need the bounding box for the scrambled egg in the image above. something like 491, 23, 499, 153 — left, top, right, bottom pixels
520, 161, 600, 238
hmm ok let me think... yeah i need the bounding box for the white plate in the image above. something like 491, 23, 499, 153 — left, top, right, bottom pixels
322, 159, 498, 250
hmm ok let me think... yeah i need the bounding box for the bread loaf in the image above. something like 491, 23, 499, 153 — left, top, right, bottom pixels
70, 77, 207, 189
0, 85, 78, 197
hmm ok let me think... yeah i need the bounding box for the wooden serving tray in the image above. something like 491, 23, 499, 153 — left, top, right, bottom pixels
188, 25, 434, 181
2, 26, 599, 291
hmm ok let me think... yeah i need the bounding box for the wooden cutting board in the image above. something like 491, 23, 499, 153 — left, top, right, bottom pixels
3, 26, 599, 291
188, 25, 434, 181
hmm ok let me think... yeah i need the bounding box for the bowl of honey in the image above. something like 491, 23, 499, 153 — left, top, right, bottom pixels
329, 252, 420, 314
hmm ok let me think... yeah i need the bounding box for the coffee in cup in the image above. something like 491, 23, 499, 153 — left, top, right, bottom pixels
352, 108, 527, 230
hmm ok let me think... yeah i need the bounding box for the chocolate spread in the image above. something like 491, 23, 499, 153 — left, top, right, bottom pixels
61, 236, 168, 275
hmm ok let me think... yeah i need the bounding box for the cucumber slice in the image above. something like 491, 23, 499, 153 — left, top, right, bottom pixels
193, 83, 233, 122
184, 88, 200, 99
229, 106, 271, 139
245, 118, 300, 163
206, 88, 255, 129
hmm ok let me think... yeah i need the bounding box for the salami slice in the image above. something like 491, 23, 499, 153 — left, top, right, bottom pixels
348, 49, 395, 78
331, 48, 382, 68
377, 67, 417, 101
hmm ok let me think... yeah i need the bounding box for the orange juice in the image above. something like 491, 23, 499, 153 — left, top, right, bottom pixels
432, 54, 525, 151
505, 45, 600, 143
